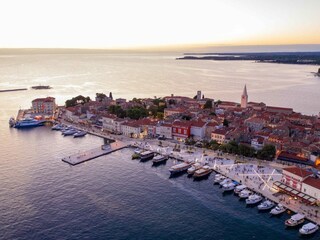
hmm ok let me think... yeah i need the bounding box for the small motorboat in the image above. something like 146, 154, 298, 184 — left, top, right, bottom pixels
285, 213, 305, 227
219, 178, 232, 187
63, 129, 77, 136
73, 131, 87, 138
239, 189, 252, 199
234, 184, 247, 194
270, 204, 286, 215
246, 194, 263, 205
299, 222, 319, 235
223, 182, 236, 192
213, 174, 226, 184
257, 200, 275, 211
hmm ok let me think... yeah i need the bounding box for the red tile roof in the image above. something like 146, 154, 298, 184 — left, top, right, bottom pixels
283, 166, 313, 178
303, 177, 320, 190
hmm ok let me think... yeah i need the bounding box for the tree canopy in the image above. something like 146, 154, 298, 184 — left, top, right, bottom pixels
65, 95, 91, 108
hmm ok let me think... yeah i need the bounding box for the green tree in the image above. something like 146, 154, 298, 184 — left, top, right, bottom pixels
203, 100, 213, 109
223, 119, 229, 127
257, 144, 276, 160
65, 95, 91, 108
238, 144, 255, 157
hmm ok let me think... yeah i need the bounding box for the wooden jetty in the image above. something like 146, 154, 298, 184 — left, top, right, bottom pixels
62, 141, 129, 165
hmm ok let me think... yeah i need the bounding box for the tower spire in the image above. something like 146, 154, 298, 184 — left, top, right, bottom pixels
241, 84, 248, 108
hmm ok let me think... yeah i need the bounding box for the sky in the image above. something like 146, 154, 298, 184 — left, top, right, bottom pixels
1, 0, 320, 49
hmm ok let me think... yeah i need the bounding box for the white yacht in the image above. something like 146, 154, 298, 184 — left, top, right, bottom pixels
234, 185, 247, 194
193, 166, 212, 178
219, 178, 232, 187
299, 223, 319, 235
285, 213, 305, 227
239, 189, 252, 199
152, 154, 168, 163
213, 174, 226, 184
270, 204, 286, 215
222, 182, 236, 192
257, 200, 275, 210
134, 148, 143, 154
187, 163, 202, 175
246, 194, 263, 205
169, 162, 192, 174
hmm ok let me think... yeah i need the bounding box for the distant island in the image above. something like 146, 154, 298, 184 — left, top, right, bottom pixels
176, 52, 320, 65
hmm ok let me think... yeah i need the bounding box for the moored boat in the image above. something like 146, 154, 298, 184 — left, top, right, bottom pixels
169, 162, 192, 174
52, 124, 63, 130
219, 178, 232, 187
63, 129, 77, 136
239, 189, 252, 199
223, 182, 236, 192
299, 223, 319, 235
187, 163, 202, 175
193, 165, 212, 178
73, 131, 87, 138
234, 184, 247, 194
14, 118, 45, 129
140, 151, 154, 161
246, 194, 263, 205
270, 204, 286, 215
257, 200, 275, 211
213, 174, 226, 184
285, 213, 305, 227
152, 154, 168, 163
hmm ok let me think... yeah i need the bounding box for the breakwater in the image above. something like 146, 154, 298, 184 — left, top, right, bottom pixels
0, 88, 27, 93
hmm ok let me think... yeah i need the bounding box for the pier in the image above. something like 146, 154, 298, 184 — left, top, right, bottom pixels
62, 141, 129, 165
0, 88, 27, 93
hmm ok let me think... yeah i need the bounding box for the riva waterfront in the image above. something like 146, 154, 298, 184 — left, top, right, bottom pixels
1, 52, 320, 240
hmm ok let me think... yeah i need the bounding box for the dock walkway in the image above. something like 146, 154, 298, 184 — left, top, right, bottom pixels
62, 141, 129, 165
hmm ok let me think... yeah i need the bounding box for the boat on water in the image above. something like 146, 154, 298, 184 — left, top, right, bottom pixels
52, 124, 63, 130
63, 129, 77, 136
193, 165, 212, 178
222, 182, 236, 192
257, 200, 275, 211
270, 204, 286, 215
140, 151, 154, 161
239, 189, 252, 199
73, 131, 87, 138
285, 213, 305, 227
152, 154, 168, 163
14, 118, 45, 129
219, 178, 232, 187
234, 185, 247, 194
31, 85, 52, 90
246, 194, 263, 205
187, 162, 202, 175
213, 174, 226, 184
169, 162, 192, 174
134, 148, 144, 154
299, 223, 319, 235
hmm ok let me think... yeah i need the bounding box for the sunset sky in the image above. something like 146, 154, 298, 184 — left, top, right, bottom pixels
1, 0, 320, 49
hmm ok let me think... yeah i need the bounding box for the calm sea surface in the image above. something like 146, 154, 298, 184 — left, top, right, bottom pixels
0, 53, 319, 240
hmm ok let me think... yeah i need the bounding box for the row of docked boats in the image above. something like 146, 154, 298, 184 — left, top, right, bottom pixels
214, 174, 318, 235
133, 148, 168, 163
52, 124, 87, 138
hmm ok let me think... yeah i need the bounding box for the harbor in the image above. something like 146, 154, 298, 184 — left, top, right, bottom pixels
130, 141, 320, 230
